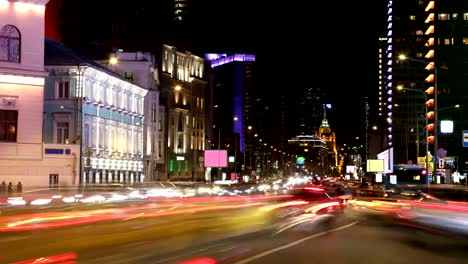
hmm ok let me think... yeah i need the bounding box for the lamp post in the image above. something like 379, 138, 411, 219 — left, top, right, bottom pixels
398, 55, 438, 181
60, 104, 83, 187
396, 85, 430, 189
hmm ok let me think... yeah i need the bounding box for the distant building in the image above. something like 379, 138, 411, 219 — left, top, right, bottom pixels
318, 107, 338, 175
297, 87, 325, 136
287, 135, 327, 176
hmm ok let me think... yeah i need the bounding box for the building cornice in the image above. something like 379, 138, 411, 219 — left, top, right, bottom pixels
0, 67, 48, 78
9, 0, 50, 5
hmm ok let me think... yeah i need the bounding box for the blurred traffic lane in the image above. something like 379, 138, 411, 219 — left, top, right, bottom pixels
1, 197, 293, 263
168, 219, 468, 264
3, 191, 467, 264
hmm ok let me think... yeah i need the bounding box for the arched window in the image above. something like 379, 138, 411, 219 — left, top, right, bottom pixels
0, 25, 21, 63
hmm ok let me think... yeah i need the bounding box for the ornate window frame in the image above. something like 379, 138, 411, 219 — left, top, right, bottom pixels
0, 25, 21, 63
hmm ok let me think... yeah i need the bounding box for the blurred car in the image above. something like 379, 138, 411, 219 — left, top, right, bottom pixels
289, 185, 347, 214
348, 188, 468, 237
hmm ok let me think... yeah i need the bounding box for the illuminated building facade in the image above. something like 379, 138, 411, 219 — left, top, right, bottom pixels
388, 1, 467, 172
101, 51, 162, 182
385, 0, 429, 165
387, 0, 468, 179
318, 107, 338, 175
0, 0, 80, 187
206, 53, 258, 179
368, 37, 390, 160
44, 39, 148, 185
159, 44, 207, 181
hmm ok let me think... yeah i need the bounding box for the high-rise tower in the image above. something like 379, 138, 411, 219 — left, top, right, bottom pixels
387, 0, 468, 179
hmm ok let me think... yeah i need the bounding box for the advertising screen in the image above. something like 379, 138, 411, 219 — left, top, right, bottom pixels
366, 159, 385, 172
204, 150, 228, 168
377, 147, 394, 173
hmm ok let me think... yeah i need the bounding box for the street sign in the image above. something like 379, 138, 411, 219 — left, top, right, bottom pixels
463, 130, 468, 147
438, 158, 445, 169
437, 148, 447, 159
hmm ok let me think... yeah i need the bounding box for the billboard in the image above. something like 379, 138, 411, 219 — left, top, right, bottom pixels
366, 159, 385, 172
204, 150, 228, 168
377, 147, 394, 173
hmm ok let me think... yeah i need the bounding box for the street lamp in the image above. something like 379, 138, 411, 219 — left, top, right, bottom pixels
398, 55, 438, 180
396, 85, 430, 188
60, 104, 83, 187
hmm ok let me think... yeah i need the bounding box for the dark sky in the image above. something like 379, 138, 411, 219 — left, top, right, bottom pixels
188, 0, 388, 143
59, 0, 387, 144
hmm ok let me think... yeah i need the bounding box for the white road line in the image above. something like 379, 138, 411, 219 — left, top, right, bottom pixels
218, 246, 236, 253
233, 221, 360, 264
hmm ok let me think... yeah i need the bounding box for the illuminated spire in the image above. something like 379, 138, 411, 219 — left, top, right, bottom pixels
321, 105, 329, 128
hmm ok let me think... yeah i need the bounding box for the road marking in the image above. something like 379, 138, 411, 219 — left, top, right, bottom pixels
218, 246, 236, 253
233, 221, 360, 264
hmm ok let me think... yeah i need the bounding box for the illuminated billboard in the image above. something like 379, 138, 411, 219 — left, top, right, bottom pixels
204, 150, 228, 168
366, 159, 385, 172
376, 147, 394, 173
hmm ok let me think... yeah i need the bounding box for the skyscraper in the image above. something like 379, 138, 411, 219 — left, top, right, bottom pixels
296, 87, 326, 136
206, 53, 259, 178
385, 0, 468, 179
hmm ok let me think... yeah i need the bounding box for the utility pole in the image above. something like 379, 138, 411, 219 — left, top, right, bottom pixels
365, 97, 369, 163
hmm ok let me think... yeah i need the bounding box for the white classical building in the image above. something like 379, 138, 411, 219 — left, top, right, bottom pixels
44, 39, 148, 185
0, 0, 81, 188
101, 51, 164, 182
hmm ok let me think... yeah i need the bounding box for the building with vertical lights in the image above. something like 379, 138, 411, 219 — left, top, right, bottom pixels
368, 37, 389, 160
386, 0, 429, 166
44, 39, 148, 185
159, 44, 207, 181
0, 0, 79, 187
385, 0, 468, 180
205, 53, 259, 179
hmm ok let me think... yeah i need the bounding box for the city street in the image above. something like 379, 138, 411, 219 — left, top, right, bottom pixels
148, 218, 468, 264
2, 197, 467, 264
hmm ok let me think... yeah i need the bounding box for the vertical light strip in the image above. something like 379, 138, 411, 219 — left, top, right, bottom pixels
386, 0, 393, 146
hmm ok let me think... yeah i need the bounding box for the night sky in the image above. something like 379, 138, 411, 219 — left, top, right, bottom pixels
191, 1, 387, 142
58, 0, 387, 144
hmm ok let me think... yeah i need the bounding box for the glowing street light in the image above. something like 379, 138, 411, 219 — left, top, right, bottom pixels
398, 54, 438, 182
397, 85, 430, 189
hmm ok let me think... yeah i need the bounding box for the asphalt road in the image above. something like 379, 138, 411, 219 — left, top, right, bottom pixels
1, 199, 467, 264
150, 216, 468, 264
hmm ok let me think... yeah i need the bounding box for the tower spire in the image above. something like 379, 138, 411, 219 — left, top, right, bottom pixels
321, 105, 329, 128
